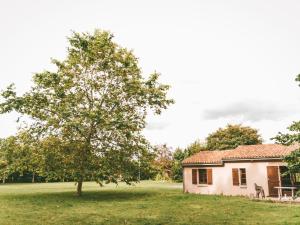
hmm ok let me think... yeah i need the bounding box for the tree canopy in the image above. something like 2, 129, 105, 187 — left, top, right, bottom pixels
0, 30, 173, 195
183, 140, 207, 157
206, 124, 263, 150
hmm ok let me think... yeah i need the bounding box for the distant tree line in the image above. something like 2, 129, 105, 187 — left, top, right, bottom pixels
0, 124, 262, 183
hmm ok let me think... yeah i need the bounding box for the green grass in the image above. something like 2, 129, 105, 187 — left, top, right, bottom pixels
0, 181, 300, 225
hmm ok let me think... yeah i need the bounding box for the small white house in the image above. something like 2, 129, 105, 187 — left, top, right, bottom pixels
182, 144, 299, 197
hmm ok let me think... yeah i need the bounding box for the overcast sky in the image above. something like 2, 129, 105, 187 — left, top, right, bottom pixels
1, 0, 300, 148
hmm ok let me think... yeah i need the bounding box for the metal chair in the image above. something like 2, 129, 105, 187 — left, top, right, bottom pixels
254, 183, 265, 199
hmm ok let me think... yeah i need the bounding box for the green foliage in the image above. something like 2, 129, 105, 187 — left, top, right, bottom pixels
274, 127, 300, 193
282, 150, 300, 184
184, 140, 207, 157
0, 30, 173, 195
0, 131, 42, 183
273, 121, 300, 145
37, 136, 73, 182
206, 124, 263, 150
171, 141, 207, 182
153, 144, 173, 181
170, 148, 184, 182
273, 74, 300, 191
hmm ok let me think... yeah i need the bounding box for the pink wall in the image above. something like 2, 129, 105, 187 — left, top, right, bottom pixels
183, 161, 285, 196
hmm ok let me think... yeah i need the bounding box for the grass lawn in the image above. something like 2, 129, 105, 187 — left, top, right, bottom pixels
0, 181, 300, 225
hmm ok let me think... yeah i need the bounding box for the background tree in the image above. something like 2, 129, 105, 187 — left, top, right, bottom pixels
206, 124, 263, 150
183, 139, 207, 157
134, 148, 158, 181
0, 30, 173, 195
171, 147, 185, 182
0, 138, 9, 183
273, 75, 300, 187
0, 131, 42, 183
153, 144, 173, 181
0, 136, 18, 183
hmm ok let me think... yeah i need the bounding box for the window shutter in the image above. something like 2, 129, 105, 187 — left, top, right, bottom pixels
207, 169, 213, 185
192, 169, 197, 184
232, 168, 239, 186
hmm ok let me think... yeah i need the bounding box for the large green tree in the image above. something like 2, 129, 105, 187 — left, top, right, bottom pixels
0, 30, 173, 195
206, 124, 263, 150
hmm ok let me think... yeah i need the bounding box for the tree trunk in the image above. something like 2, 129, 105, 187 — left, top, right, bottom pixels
32, 172, 35, 183
77, 179, 83, 196
2, 178, 5, 184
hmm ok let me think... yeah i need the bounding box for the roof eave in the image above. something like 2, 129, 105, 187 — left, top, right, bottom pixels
182, 157, 284, 167
222, 157, 283, 162
182, 162, 223, 167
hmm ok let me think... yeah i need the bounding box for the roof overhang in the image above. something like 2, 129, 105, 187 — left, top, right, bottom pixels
182, 157, 283, 167
222, 157, 283, 163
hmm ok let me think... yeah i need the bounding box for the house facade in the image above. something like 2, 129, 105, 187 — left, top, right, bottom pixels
182, 144, 299, 197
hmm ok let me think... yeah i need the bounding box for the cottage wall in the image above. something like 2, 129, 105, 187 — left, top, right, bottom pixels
183, 161, 286, 196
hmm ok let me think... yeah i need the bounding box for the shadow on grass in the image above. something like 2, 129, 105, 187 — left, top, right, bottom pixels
2, 189, 155, 204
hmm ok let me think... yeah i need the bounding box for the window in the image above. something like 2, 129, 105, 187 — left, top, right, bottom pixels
192, 169, 213, 185
239, 168, 247, 185
199, 169, 207, 184
232, 168, 247, 186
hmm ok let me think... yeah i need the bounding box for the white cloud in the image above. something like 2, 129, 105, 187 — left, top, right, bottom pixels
146, 122, 170, 130
203, 100, 300, 122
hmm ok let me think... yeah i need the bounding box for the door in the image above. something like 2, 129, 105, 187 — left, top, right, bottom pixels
267, 166, 280, 197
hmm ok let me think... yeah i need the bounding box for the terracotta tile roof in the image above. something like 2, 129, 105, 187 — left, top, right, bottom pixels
182, 150, 231, 164
182, 144, 300, 165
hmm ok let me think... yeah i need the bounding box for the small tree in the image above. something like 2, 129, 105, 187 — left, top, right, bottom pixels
0, 136, 17, 183
0, 138, 9, 183
206, 124, 263, 150
0, 30, 173, 195
171, 147, 185, 182
153, 144, 173, 181
282, 150, 300, 185
273, 75, 300, 187
274, 121, 300, 187
184, 140, 207, 157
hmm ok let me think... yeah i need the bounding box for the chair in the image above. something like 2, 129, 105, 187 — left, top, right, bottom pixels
254, 183, 265, 199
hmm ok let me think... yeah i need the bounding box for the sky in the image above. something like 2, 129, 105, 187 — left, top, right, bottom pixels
1, 0, 300, 148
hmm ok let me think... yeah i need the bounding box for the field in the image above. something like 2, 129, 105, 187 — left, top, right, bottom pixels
0, 181, 300, 225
